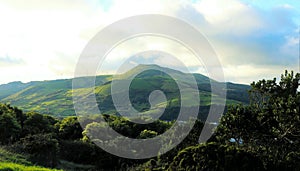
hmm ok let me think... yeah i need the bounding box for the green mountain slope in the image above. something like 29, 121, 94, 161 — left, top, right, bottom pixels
1, 76, 111, 117
0, 65, 250, 119
0, 81, 34, 99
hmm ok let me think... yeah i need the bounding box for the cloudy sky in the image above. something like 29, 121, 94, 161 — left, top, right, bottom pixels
0, 0, 299, 84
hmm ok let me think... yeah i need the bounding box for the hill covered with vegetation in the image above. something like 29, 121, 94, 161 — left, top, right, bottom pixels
0, 65, 250, 120
0, 70, 298, 170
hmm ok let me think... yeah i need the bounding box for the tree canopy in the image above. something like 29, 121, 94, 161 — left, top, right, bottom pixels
169, 71, 300, 170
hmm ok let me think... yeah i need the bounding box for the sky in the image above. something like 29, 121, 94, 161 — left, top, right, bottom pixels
0, 0, 299, 84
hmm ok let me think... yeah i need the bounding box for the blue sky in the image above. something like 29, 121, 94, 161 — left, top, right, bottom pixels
242, 0, 300, 10
0, 0, 299, 84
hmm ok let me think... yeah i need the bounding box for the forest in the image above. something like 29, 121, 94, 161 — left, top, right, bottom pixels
0, 70, 299, 170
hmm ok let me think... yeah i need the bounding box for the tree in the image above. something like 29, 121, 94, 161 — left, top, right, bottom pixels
0, 104, 21, 144
22, 112, 57, 136
0, 113, 21, 144
19, 133, 59, 168
138, 129, 158, 139
58, 116, 83, 140
215, 70, 300, 169
13, 106, 26, 131
169, 142, 264, 171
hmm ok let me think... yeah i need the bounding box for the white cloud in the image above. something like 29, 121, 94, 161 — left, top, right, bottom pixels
0, 0, 299, 85
222, 64, 299, 84
98, 35, 203, 75
192, 0, 264, 35
0, 0, 104, 83
280, 4, 294, 9
279, 35, 299, 59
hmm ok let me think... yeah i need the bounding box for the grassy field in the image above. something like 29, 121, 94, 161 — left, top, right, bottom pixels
0, 162, 62, 171
0, 148, 61, 171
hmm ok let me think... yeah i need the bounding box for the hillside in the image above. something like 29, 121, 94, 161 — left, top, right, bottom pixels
0, 70, 298, 170
0, 65, 250, 119
0, 76, 112, 117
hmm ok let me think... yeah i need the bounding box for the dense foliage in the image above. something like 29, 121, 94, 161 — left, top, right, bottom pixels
168, 71, 300, 170
0, 70, 298, 170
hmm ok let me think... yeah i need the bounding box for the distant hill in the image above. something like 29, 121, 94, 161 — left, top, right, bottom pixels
0, 76, 112, 117
0, 81, 33, 99
0, 65, 250, 120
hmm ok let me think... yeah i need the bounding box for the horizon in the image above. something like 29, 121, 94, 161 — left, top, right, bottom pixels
0, 0, 299, 85
0, 63, 288, 86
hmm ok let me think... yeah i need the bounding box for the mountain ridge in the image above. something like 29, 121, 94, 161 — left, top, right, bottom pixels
0, 65, 250, 119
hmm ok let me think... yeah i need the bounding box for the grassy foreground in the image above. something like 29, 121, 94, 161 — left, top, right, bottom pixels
0, 162, 61, 171
0, 148, 61, 171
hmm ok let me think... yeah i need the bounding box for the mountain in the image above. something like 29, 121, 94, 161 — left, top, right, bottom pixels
0, 76, 112, 117
0, 65, 250, 120
0, 81, 33, 99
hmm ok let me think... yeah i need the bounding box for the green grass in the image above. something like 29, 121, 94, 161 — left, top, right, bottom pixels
0, 162, 61, 171
0, 148, 61, 171
0, 148, 31, 166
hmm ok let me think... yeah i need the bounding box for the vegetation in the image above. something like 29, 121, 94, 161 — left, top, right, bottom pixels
0, 76, 112, 117
167, 71, 300, 171
0, 65, 249, 119
0, 162, 62, 171
0, 70, 298, 170
0, 147, 61, 171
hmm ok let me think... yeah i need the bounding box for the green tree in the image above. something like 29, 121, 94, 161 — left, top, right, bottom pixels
138, 129, 158, 139
82, 122, 113, 142
169, 142, 264, 171
13, 106, 26, 131
23, 112, 57, 136
215, 71, 300, 169
0, 113, 21, 144
19, 133, 59, 168
0, 104, 21, 144
58, 116, 83, 140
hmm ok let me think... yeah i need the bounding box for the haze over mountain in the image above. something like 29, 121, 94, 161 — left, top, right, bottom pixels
0, 64, 250, 120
